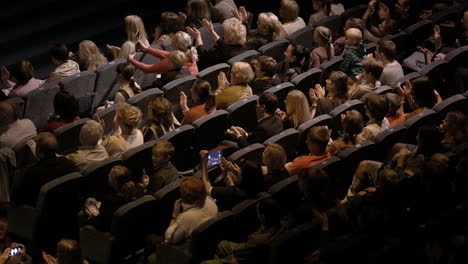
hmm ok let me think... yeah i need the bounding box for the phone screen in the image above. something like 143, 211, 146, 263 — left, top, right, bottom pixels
9, 247, 22, 257
207, 150, 222, 169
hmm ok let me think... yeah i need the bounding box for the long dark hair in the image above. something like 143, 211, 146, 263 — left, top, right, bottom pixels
192, 79, 215, 112
116, 62, 141, 94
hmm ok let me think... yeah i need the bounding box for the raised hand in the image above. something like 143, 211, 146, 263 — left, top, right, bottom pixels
135, 41, 148, 52
314, 84, 326, 99
185, 26, 201, 39
201, 19, 214, 32
217, 71, 229, 90
180, 91, 188, 109
178, 12, 187, 25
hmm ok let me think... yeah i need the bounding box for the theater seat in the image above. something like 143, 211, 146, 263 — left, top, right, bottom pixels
196, 63, 230, 91
313, 156, 342, 200
341, 4, 367, 22
60, 71, 96, 115
226, 95, 259, 132
329, 99, 365, 138
153, 178, 183, 234
193, 110, 228, 151
291, 68, 322, 102
403, 20, 432, 51
23, 84, 59, 129
227, 50, 260, 65
95, 104, 118, 136
373, 125, 408, 162
433, 94, 467, 117
264, 82, 295, 111
82, 156, 122, 200
93, 58, 126, 110
134, 51, 161, 89
54, 118, 91, 154
268, 175, 301, 212
287, 26, 315, 49
258, 39, 290, 63
231, 197, 264, 242
160, 125, 197, 172
320, 56, 343, 81
420, 60, 449, 97
127, 88, 164, 125
403, 109, 440, 144
162, 75, 197, 120
228, 143, 265, 164
316, 15, 342, 40
263, 128, 300, 161
297, 114, 333, 155
122, 140, 156, 180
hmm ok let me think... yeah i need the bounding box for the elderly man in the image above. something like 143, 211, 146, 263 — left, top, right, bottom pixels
66, 120, 108, 171
0, 100, 36, 148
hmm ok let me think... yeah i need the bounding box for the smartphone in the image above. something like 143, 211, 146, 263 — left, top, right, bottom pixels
207, 149, 223, 169
9, 246, 22, 257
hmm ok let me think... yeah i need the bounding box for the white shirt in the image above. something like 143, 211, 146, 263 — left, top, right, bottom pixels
282, 17, 306, 36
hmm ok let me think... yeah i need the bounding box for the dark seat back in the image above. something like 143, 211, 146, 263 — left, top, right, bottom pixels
226, 95, 259, 132
82, 156, 122, 200
287, 26, 315, 49
93, 59, 126, 109
373, 125, 408, 162
162, 76, 197, 120
228, 143, 265, 164
403, 109, 441, 144
196, 63, 230, 91
192, 110, 228, 151
268, 175, 301, 212
263, 128, 299, 161
258, 39, 290, 63
23, 84, 59, 129
153, 178, 183, 234
121, 140, 156, 181
95, 104, 118, 136
291, 69, 322, 102
54, 118, 90, 154
227, 50, 260, 65
128, 88, 164, 123
60, 71, 96, 115
160, 125, 197, 171
264, 82, 294, 111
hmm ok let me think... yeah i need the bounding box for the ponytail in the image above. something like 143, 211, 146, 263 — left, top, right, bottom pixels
129, 77, 141, 94
204, 92, 216, 113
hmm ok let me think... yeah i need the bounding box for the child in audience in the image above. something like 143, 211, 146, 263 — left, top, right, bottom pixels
281, 44, 307, 82
180, 79, 216, 125
328, 110, 364, 156
309, 26, 334, 69
148, 140, 180, 194
308, 0, 331, 26
142, 97, 179, 141
339, 28, 365, 78
250, 56, 280, 95
113, 63, 141, 105
279, 0, 306, 36
357, 94, 388, 143
1, 60, 44, 97
215, 62, 254, 110
76, 40, 108, 72
276, 90, 311, 129
348, 58, 383, 100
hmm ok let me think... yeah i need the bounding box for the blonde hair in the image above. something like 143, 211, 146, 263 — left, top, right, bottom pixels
119, 41, 136, 59
116, 103, 142, 131
80, 120, 104, 146
168, 50, 187, 69
230, 62, 255, 85
262, 143, 287, 171
173, 31, 198, 62
258, 12, 288, 41
285, 90, 311, 128
125, 15, 149, 46
78, 40, 108, 72
223, 18, 247, 45
56, 239, 82, 264
345, 28, 363, 45
280, 0, 300, 22
314, 26, 334, 60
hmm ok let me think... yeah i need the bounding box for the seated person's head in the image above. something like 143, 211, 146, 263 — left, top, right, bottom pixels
256, 12, 284, 38
160, 12, 184, 35
148, 97, 173, 126
191, 79, 212, 103
119, 41, 136, 59
344, 17, 364, 33
326, 71, 348, 99
50, 43, 69, 64
0, 101, 20, 127
230, 62, 255, 86
168, 50, 187, 70
285, 90, 310, 127
79, 120, 104, 146
312, 0, 331, 13
180, 176, 207, 206
115, 103, 142, 134
384, 93, 401, 118
344, 28, 363, 46
314, 26, 333, 47
284, 44, 306, 65
77, 40, 103, 65
298, 167, 329, 210
262, 143, 287, 172
35, 133, 59, 160
11, 60, 34, 86
378, 18, 398, 36
254, 56, 278, 78
364, 94, 388, 122
440, 111, 468, 144
152, 140, 175, 167
439, 21, 458, 47
56, 239, 83, 264
362, 58, 383, 82
187, 0, 210, 21
223, 18, 247, 45
411, 76, 437, 109
257, 197, 283, 228
306, 126, 330, 154
279, 0, 300, 22
108, 165, 132, 192
116, 62, 136, 83
342, 110, 364, 143
172, 31, 192, 52
257, 92, 278, 117
54, 90, 79, 120
376, 39, 397, 62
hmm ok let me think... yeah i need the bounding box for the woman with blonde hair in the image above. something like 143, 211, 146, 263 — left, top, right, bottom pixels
277, 90, 311, 129
142, 97, 179, 141
101, 103, 144, 156
129, 31, 198, 76
215, 61, 254, 109
107, 15, 149, 59
43, 239, 87, 264
243, 11, 288, 50
77, 40, 108, 72
309, 26, 334, 68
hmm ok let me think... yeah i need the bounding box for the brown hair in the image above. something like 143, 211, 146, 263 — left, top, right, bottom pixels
365, 94, 388, 123
307, 126, 330, 149
384, 93, 401, 117
280, 0, 300, 22
12, 60, 34, 86
329, 71, 349, 100
148, 97, 173, 129
377, 39, 397, 61
116, 62, 141, 94
342, 110, 364, 144
56, 239, 83, 264
160, 12, 184, 35
152, 140, 175, 165
262, 143, 287, 171
345, 17, 364, 33
115, 103, 142, 131
187, 0, 211, 25
192, 79, 215, 112
362, 58, 383, 80
180, 176, 207, 205
256, 56, 278, 77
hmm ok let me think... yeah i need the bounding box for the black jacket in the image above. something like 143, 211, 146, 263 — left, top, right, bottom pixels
238, 115, 284, 148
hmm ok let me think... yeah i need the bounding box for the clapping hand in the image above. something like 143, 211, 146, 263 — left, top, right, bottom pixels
232, 6, 249, 23
186, 26, 201, 39
201, 19, 214, 33
217, 71, 229, 90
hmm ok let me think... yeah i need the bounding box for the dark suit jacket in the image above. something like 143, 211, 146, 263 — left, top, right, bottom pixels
238, 115, 284, 148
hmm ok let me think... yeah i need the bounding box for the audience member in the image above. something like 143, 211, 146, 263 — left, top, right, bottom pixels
327, 110, 364, 156
250, 56, 280, 95
164, 176, 218, 249
45, 43, 80, 85
214, 62, 254, 110
180, 79, 216, 125
285, 126, 331, 175
339, 28, 365, 78
416, 22, 458, 67
374, 39, 404, 86
262, 143, 289, 188
148, 140, 180, 194
113, 62, 141, 104
280, 0, 306, 36
348, 58, 383, 100
227, 92, 284, 148
238, 10, 287, 50
384, 92, 403, 125
330, 0, 345, 15
309, 71, 349, 117
65, 120, 108, 171
0, 101, 36, 148
76, 40, 108, 72
13, 133, 78, 206
1, 60, 44, 97
334, 18, 375, 56
42, 239, 88, 264
281, 44, 307, 82
309, 26, 334, 69
101, 103, 143, 157
41, 90, 80, 133
152, 12, 185, 47
276, 90, 311, 129
357, 94, 388, 142
107, 15, 149, 60
150, 50, 192, 88
181, 0, 222, 28
309, 0, 331, 26
142, 97, 178, 141
200, 151, 265, 210
440, 111, 468, 148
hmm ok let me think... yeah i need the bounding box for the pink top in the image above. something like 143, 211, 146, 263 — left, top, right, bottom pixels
129, 46, 198, 76
8, 78, 44, 97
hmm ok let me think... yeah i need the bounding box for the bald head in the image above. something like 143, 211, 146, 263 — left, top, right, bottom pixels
345, 28, 363, 46
0, 101, 20, 126
36, 133, 59, 159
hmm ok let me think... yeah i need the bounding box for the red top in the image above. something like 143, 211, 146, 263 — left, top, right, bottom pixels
181, 104, 213, 125
285, 153, 332, 176
129, 46, 198, 75
41, 116, 81, 133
